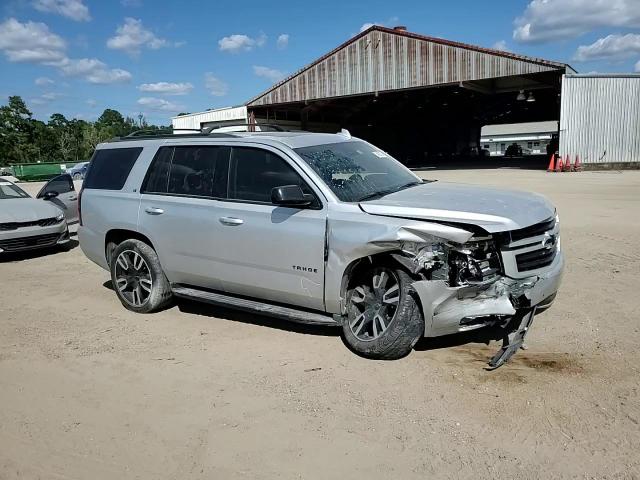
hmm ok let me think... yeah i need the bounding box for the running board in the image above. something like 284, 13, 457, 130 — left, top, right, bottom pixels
171, 285, 339, 326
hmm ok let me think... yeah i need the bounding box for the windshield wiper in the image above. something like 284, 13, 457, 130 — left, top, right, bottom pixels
357, 181, 422, 202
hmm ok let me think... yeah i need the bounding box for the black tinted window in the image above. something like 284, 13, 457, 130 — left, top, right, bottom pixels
84, 147, 142, 190
229, 148, 309, 203
166, 146, 230, 198
39, 174, 74, 197
142, 147, 173, 194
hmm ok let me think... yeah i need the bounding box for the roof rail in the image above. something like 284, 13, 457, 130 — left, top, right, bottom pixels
106, 124, 292, 143
108, 130, 236, 143
203, 123, 287, 132
124, 128, 202, 137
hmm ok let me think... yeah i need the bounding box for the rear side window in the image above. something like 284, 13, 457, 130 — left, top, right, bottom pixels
229, 147, 311, 203
84, 147, 143, 190
143, 147, 172, 194
142, 146, 230, 198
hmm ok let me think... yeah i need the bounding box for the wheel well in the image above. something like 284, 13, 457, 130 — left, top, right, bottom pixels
104, 229, 155, 264
339, 251, 415, 308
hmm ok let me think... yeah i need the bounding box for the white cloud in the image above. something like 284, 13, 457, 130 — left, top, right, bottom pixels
86, 99, 97, 107
138, 81, 193, 95
253, 65, 286, 83
492, 40, 510, 52
256, 32, 267, 47
276, 33, 289, 49
218, 33, 266, 53
360, 22, 376, 32
30, 91, 64, 105
32, 0, 91, 22
54, 57, 132, 84
137, 97, 185, 112
107, 17, 169, 55
513, 0, 640, 43
0, 18, 130, 85
574, 33, 640, 61
359, 16, 400, 33
636, 60, 640, 72
35, 76, 55, 86
204, 73, 228, 96
0, 18, 66, 63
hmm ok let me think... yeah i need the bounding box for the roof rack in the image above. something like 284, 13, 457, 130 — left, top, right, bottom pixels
203, 123, 287, 133
125, 128, 199, 137
107, 124, 292, 143
108, 128, 236, 142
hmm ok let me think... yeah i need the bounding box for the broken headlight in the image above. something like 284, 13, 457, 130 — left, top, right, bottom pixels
403, 236, 502, 286
449, 236, 502, 286
402, 242, 449, 280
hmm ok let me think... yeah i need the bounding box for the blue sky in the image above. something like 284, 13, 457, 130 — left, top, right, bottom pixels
1, 0, 639, 125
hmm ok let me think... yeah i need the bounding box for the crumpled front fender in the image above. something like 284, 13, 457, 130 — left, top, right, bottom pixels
412, 251, 564, 337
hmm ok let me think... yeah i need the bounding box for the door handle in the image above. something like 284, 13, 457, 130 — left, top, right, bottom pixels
219, 216, 244, 226
145, 207, 164, 215
68, 195, 78, 201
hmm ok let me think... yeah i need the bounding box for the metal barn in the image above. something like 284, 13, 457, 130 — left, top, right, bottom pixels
560, 74, 640, 169
245, 25, 573, 167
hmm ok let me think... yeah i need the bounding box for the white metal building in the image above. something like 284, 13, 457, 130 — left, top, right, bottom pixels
480, 121, 558, 156
171, 106, 248, 132
560, 74, 640, 168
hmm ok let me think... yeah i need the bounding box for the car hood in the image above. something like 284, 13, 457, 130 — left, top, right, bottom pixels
0, 198, 61, 223
359, 182, 555, 233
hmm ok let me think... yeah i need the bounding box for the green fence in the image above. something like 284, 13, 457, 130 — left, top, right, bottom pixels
10, 162, 77, 182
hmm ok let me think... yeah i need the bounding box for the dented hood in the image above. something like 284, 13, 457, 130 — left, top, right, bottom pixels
359, 182, 555, 232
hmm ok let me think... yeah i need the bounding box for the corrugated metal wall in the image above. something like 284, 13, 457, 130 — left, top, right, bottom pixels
560, 75, 640, 165
248, 29, 559, 107
172, 106, 247, 130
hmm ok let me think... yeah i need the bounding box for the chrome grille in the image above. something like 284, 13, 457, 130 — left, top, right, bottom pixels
515, 245, 557, 271
500, 217, 559, 277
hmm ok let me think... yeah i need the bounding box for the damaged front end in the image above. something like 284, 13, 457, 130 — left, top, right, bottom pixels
393, 229, 563, 369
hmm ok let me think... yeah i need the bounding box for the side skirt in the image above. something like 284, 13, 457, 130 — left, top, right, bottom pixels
172, 284, 339, 327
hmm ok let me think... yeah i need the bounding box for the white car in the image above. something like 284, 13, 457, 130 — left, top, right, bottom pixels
0, 175, 78, 254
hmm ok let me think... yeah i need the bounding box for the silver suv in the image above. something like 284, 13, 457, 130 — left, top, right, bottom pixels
79, 129, 563, 368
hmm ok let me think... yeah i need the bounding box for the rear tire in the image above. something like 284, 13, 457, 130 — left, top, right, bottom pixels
342, 263, 424, 360
110, 239, 173, 313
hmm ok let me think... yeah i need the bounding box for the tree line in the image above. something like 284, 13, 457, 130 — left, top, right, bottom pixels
0, 96, 169, 167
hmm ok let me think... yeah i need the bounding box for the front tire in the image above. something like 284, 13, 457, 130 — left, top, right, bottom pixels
110, 239, 172, 313
342, 264, 424, 360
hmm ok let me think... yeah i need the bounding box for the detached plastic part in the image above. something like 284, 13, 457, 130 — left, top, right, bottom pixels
486, 307, 537, 370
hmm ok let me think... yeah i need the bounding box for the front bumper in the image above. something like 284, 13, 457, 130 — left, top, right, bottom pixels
0, 222, 69, 253
413, 250, 564, 337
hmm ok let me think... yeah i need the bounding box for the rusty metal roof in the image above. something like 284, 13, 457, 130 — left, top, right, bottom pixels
247, 26, 571, 107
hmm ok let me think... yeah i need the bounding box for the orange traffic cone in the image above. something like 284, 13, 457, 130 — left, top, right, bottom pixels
574, 154, 582, 171
563, 154, 572, 172
555, 155, 564, 172
547, 153, 556, 172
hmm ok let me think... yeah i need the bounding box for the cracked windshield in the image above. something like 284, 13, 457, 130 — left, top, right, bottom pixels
295, 140, 422, 202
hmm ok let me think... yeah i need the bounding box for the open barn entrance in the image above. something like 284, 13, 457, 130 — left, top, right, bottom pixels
250, 72, 561, 169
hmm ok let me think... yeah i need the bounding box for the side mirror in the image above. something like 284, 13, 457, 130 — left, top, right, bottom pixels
271, 185, 313, 207
42, 191, 59, 200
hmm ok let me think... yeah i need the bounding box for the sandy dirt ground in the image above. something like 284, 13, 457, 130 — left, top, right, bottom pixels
1, 170, 639, 479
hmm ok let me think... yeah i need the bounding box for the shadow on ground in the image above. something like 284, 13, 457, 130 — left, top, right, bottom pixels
414, 326, 505, 352
0, 239, 79, 263
409, 154, 549, 171
102, 280, 340, 338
